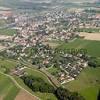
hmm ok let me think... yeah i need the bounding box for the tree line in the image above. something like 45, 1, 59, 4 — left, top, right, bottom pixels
21, 75, 85, 100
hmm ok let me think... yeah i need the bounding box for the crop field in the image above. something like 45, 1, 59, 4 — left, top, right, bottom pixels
57, 39, 100, 57
0, 73, 19, 100
79, 32, 100, 41
64, 67, 100, 100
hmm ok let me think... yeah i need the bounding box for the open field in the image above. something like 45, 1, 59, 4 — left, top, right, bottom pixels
64, 67, 100, 100
0, 73, 20, 100
0, 35, 12, 40
15, 90, 36, 100
57, 39, 100, 57
79, 32, 100, 41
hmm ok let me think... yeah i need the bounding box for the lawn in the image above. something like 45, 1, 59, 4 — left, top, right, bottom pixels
57, 39, 100, 57
0, 28, 17, 36
64, 67, 100, 100
0, 73, 20, 100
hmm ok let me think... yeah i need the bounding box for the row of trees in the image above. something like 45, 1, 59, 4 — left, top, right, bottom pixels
21, 75, 85, 100
21, 75, 55, 93
55, 87, 85, 100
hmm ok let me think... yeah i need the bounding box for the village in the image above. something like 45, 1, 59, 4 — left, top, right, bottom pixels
0, 7, 100, 84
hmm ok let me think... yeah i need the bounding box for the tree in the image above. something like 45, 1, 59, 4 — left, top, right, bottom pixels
70, 92, 85, 100
55, 87, 85, 100
55, 87, 71, 100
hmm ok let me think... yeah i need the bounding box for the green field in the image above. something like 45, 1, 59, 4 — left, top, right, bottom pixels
57, 39, 100, 57
0, 58, 17, 69
0, 28, 16, 36
0, 58, 17, 73
0, 58, 20, 100
64, 67, 100, 100
0, 73, 19, 100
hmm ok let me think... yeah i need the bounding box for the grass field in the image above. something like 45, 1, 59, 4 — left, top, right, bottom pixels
57, 39, 100, 57
0, 58, 17, 68
0, 28, 16, 36
0, 73, 20, 100
64, 67, 100, 100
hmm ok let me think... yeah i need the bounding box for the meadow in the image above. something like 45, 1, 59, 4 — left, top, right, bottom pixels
57, 39, 100, 57
0, 73, 20, 100
64, 67, 100, 100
